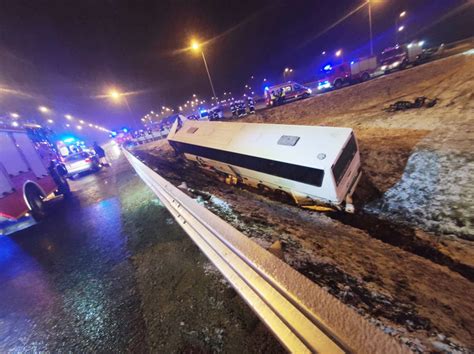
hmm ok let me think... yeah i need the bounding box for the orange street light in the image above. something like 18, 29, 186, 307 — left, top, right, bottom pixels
191, 40, 200, 51
108, 88, 122, 102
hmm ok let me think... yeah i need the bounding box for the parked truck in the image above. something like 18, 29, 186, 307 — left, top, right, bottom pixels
317, 56, 378, 91
0, 125, 69, 232
379, 41, 424, 73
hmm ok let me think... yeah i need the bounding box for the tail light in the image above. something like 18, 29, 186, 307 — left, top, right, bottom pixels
85, 158, 91, 163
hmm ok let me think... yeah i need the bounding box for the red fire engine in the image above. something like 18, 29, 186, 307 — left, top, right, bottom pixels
317, 56, 378, 91
0, 125, 70, 229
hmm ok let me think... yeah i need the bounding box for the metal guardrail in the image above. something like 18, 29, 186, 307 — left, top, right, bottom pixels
124, 149, 408, 354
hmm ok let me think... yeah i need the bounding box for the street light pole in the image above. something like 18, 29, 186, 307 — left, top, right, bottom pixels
368, 1, 374, 56
200, 50, 217, 100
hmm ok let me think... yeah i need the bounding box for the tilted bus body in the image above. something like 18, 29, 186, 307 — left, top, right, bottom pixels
167, 120, 361, 212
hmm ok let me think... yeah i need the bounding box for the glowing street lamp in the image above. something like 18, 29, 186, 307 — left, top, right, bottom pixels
108, 88, 122, 102
190, 38, 218, 100
400, 11, 406, 18
191, 40, 200, 51
398, 25, 405, 32
65, 114, 73, 120
38, 106, 49, 113
335, 49, 342, 57
47, 119, 54, 123
11, 121, 19, 127
10, 112, 20, 118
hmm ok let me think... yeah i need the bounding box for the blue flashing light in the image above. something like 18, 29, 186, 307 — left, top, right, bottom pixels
122, 128, 128, 133
323, 64, 332, 71
264, 86, 269, 91
63, 137, 75, 143
111, 131, 117, 137
350, 60, 355, 65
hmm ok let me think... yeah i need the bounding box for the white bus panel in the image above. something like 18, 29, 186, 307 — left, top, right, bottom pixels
168, 121, 361, 212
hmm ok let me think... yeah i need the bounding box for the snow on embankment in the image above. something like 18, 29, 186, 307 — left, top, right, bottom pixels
248, 50, 473, 130
365, 131, 474, 239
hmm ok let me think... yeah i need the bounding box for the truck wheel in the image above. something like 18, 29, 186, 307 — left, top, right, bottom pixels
334, 79, 343, 89
25, 186, 47, 221
361, 72, 370, 82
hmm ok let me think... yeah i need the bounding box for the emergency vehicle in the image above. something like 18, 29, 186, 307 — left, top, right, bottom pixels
379, 42, 424, 73
209, 106, 224, 121
167, 120, 361, 212
0, 125, 70, 228
265, 81, 312, 106
317, 56, 378, 91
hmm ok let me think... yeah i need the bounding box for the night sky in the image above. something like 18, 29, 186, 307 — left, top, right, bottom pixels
0, 0, 472, 137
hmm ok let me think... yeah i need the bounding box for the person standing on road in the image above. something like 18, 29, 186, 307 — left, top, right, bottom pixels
93, 142, 110, 166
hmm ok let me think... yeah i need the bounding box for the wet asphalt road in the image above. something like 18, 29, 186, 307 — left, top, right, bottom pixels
0, 147, 283, 352
0, 148, 147, 351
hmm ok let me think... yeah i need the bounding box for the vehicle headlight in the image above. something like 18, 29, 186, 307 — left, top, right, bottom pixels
381, 65, 387, 70
307, 89, 312, 94
392, 61, 400, 67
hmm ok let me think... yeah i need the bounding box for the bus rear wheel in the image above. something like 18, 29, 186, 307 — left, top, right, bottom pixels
25, 186, 47, 221
274, 189, 294, 205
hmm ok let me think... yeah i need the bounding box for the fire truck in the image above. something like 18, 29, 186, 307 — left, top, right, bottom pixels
317, 56, 378, 91
0, 125, 70, 230
379, 42, 424, 73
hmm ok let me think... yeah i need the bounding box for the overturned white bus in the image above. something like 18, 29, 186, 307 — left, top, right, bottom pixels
167, 120, 361, 212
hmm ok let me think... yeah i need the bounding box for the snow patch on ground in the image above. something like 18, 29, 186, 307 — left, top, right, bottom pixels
366, 148, 474, 239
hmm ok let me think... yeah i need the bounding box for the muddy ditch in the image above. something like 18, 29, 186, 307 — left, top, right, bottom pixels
330, 211, 474, 282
